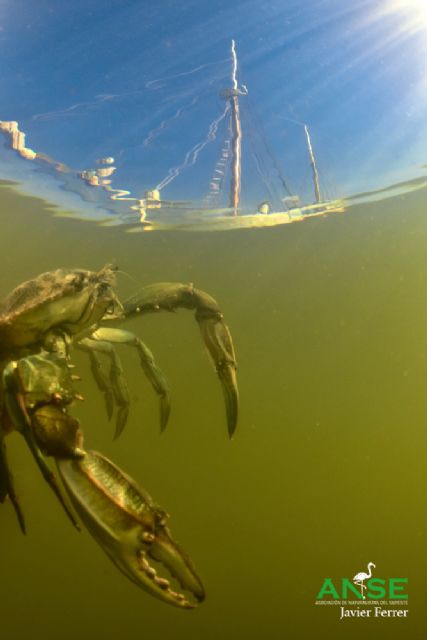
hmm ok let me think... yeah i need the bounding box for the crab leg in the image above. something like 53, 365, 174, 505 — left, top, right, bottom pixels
89, 328, 171, 434
118, 283, 238, 437
79, 347, 115, 420
77, 338, 130, 439
0, 431, 26, 533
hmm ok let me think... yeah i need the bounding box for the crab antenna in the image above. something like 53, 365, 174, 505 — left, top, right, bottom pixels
116, 269, 139, 286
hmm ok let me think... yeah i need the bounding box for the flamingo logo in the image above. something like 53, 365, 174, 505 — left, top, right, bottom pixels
353, 562, 376, 600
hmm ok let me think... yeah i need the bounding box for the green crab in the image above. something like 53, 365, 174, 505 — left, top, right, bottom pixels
0, 265, 238, 607
0, 265, 238, 438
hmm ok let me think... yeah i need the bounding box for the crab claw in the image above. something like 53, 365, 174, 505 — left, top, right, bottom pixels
122, 283, 239, 437
57, 450, 205, 608
196, 305, 239, 438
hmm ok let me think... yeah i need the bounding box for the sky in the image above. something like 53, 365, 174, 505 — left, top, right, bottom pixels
0, 0, 427, 220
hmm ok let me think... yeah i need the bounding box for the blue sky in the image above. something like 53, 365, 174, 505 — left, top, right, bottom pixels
1, 0, 427, 217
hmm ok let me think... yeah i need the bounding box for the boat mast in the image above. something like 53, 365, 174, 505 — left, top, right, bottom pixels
304, 124, 321, 204
222, 40, 247, 214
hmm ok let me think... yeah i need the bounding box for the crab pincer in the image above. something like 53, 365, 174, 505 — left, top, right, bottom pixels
122, 283, 239, 437
58, 451, 205, 608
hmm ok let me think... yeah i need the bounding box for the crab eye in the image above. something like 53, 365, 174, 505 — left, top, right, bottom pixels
106, 302, 115, 314
155, 508, 169, 527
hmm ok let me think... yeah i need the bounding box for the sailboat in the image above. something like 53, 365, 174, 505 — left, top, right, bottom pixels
0, 42, 345, 232
134, 40, 345, 232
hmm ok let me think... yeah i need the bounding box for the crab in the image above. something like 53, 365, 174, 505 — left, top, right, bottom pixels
1, 347, 204, 607
0, 265, 238, 437
0, 264, 238, 607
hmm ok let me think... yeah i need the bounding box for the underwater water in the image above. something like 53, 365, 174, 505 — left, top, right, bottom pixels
0, 181, 426, 639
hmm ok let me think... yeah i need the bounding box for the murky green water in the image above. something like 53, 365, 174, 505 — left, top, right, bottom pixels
1, 182, 426, 639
